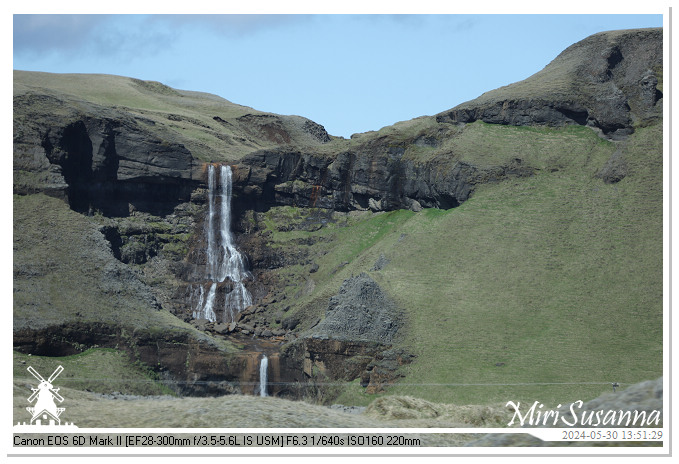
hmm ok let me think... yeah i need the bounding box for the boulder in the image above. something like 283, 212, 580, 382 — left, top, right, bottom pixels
371, 254, 390, 271
281, 316, 300, 331
213, 323, 229, 334
368, 198, 383, 212
596, 149, 628, 184
409, 199, 423, 212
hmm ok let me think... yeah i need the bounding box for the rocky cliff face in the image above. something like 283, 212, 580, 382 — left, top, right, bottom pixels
231, 29, 662, 212
13, 28, 663, 400
13, 71, 332, 217
436, 28, 663, 139
14, 92, 201, 216
15, 29, 662, 218
232, 148, 534, 213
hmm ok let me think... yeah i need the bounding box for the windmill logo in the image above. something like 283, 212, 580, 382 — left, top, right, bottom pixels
14, 365, 77, 429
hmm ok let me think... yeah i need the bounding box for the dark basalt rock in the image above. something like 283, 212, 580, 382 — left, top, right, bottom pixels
14, 93, 201, 217
235, 148, 534, 213
596, 149, 628, 184
13, 322, 245, 396
435, 28, 662, 138
361, 348, 417, 394
269, 273, 412, 400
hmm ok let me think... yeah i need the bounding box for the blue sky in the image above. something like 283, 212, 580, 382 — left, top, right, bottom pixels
13, 12, 664, 138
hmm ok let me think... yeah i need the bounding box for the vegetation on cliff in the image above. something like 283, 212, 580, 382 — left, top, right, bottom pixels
12, 27, 663, 427
237, 121, 662, 407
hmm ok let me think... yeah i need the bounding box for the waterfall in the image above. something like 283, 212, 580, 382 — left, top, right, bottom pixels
192, 164, 252, 322
259, 355, 268, 397
201, 283, 217, 323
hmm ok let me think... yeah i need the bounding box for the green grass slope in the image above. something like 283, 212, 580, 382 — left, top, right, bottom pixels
13, 193, 235, 355
261, 121, 662, 407
13, 348, 173, 396
379, 124, 662, 406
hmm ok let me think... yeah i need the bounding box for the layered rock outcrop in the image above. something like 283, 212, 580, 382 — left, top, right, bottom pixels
13, 92, 201, 216
15, 29, 663, 219
436, 28, 663, 139
233, 149, 534, 213
12, 28, 663, 400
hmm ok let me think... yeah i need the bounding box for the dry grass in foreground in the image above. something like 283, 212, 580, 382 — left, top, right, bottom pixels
13, 378, 663, 447
13, 383, 510, 429
13, 383, 510, 446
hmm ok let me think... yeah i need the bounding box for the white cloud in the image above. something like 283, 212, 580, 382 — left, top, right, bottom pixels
14, 15, 176, 61
14, 15, 109, 55
150, 14, 313, 38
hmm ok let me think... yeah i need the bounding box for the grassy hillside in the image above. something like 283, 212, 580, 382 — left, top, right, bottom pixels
13, 348, 173, 396
13, 70, 332, 162
13, 37, 663, 418
12, 94, 662, 409
13, 193, 236, 358
379, 123, 662, 406
260, 121, 663, 406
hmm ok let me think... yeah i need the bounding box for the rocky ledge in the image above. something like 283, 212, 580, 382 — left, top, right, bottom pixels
436, 28, 662, 139
233, 149, 535, 213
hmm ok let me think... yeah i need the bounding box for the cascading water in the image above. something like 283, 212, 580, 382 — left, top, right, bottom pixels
259, 355, 268, 397
191, 164, 253, 323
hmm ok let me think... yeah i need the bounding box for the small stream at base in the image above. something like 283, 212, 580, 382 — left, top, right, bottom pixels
222, 333, 282, 397
258, 355, 268, 397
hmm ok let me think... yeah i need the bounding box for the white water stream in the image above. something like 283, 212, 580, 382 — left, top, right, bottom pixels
259, 355, 268, 397
192, 165, 253, 322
